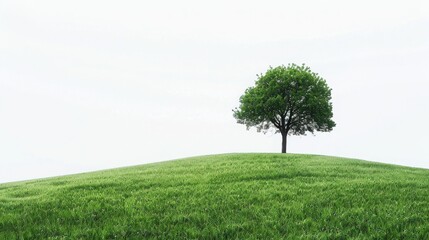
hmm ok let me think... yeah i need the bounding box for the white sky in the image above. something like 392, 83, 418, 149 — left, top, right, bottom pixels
1, 0, 429, 183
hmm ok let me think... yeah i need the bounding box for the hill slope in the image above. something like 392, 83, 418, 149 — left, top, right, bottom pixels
1, 153, 429, 239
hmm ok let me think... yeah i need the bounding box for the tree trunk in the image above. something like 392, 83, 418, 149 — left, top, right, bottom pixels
281, 133, 287, 153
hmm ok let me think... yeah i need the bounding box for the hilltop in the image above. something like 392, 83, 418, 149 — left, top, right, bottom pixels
1, 154, 429, 239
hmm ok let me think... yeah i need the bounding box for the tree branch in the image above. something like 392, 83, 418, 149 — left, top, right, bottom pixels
270, 117, 281, 128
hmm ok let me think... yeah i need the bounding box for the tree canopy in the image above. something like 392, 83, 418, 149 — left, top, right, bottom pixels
233, 64, 336, 153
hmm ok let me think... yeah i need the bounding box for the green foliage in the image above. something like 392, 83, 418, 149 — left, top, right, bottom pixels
233, 64, 335, 136
1, 154, 429, 239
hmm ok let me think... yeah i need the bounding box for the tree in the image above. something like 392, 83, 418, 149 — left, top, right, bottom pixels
233, 64, 335, 153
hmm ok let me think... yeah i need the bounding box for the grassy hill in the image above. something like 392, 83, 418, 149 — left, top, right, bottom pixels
1, 153, 429, 239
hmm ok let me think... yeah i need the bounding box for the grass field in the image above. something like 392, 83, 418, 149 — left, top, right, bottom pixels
1, 153, 429, 239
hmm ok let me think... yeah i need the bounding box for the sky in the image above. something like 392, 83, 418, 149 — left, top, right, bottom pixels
1, 0, 428, 183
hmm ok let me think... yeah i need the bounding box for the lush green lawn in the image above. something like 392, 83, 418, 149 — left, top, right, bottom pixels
1, 153, 429, 239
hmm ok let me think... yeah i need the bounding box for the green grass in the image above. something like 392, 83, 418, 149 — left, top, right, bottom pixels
1, 153, 429, 239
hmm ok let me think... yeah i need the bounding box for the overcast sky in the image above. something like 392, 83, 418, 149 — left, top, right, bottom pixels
1, 0, 428, 183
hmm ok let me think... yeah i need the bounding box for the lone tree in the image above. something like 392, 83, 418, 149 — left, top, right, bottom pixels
233, 64, 335, 153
